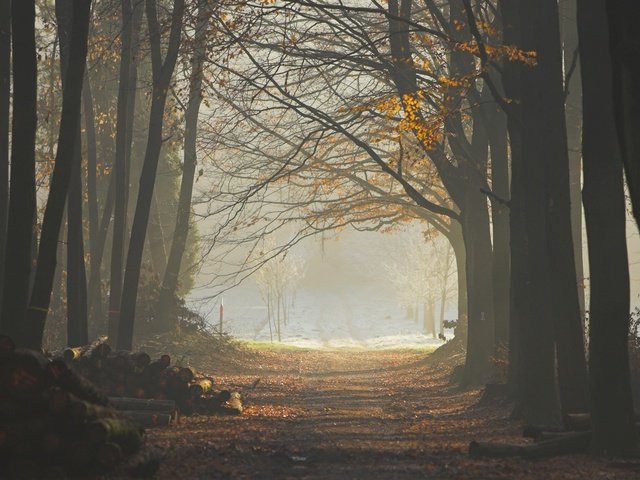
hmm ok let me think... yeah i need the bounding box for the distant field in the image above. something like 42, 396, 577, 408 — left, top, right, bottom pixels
209, 283, 453, 350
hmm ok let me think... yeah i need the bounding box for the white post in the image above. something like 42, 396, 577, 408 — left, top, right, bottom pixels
219, 297, 224, 338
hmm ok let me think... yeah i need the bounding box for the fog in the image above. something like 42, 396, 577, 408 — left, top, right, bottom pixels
189, 224, 455, 348
185, 203, 640, 349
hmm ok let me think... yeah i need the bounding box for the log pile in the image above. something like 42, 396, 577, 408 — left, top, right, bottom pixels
61, 340, 242, 417
0, 335, 158, 477
470, 413, 638, 459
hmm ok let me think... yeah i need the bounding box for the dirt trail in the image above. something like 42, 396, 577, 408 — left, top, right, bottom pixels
143, 349, 639, 480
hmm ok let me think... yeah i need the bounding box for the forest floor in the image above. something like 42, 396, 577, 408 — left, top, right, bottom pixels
119, 344, 640, 479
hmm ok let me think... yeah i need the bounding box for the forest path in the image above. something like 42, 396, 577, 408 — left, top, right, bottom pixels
142, 348, 638, 480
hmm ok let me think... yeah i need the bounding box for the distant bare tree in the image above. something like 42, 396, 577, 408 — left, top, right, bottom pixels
253, 238, 305, 342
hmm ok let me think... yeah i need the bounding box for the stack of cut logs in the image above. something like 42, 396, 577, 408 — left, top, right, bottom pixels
61, 340, 242, 418
0, 335, 158, 477
469, 413, 636, 458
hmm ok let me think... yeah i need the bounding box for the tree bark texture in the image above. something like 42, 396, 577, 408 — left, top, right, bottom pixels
0, 0, 37, 346
500, 0, 558, 423
147, 193, 167, 278
487, 98, 510, 348
578, 0, 638, 456
156, 0, 210, 331
449, 222, 468, 327
525, 0, 589, 418
83, 73, 103, 329
561, 0, 586, 319
117, 0, 185, 350
501, 0, 588, 422
0, 0, 10, 316
24, 0, 92, 349
605, 1, 640, 230
108, 0, 137, 341
88, 172, 115, 331
57, 0, 89, 347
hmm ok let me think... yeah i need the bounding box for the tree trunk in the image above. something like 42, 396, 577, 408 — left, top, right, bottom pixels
605, 1, 640, 229
578, 0, 637, 456
423, 301, 434, 337
529, 0, 589, 417
499, 0, 558, 423
66, 137, 89, 346
386, 1, 488, 366
108, 0, 137, 341
501, 0, 587, 423
83, 73, 103, 329
517, 0, 567, 425
147, 193, 167, 278
460, 189, 495, 385
438, 243, 452, 337
405, 304, 413, 320
23, 0, 92, 349
487, 99, 510, 348
0, 0, 9, 316
91, 1, 142, 336
56, 0, 88, 347
87, 171, 115, 332
499, 0, 522, 400
0, 0, 37, 346
561, 0, 586, 319
448, 222, 467, 335
156, 0, 210, 331
117, 0, 185, 350
49, 223, 67, 329
448, 0, 495, 385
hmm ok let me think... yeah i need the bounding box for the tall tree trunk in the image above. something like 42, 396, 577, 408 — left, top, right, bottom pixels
24, 0, 92, 350
0, 0, 9, 316
49, 227, 66, 328
502, 0, 588, 422
66, 139, 89, 346
147, 193, 167, 278
447, 0, 495, 385
0, 0, 37, 345
531, 0, 589, 417
520, 113, 559, 425
438, 243, 452, 337
605, 2, 640, 229
483, 9, 511, 351
520, 0, 571, 425
57, 0, 88, 347
506, 146, 525, 402
487, 98, 510, 348
156, 0, 210, 331
386, 0, 488, 368
448, 222, 467, 337
108, 0, 137, 341
460, 190, 495, 385
83, 72, 103, 329
88, 172, 115, 331
499, 0, 558, 423
423, 301, 435, 337
498, 0, 526, 404
561, 0, 586, 319
117, 0, 185, 350
578, 0, 637, 456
